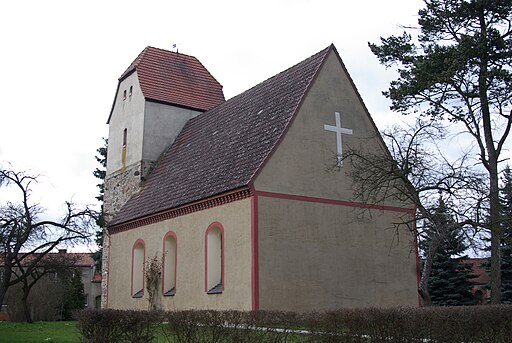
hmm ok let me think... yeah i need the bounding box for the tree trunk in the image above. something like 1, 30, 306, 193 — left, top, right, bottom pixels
21, 285, 32, 323
478, 7, 502, 304
0, 261, 13, 310
419, 234, 443, 306
489, 168, 502, 304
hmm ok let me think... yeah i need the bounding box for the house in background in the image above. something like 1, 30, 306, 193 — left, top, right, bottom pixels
68, 250, 102, 310
464, 258, 490, 304
0, 249, 101, 321
103, 45, 419, 312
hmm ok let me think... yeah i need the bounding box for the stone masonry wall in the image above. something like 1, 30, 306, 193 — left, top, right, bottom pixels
101, 160, 155, 308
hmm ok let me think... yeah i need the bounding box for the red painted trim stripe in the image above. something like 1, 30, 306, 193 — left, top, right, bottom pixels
251, 194, 259, 311
255, 190, 415, 213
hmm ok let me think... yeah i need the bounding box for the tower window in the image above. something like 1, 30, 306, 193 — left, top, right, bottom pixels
122, 128, 127, 165
123, 90, 127, 100
129, 86, 133, 99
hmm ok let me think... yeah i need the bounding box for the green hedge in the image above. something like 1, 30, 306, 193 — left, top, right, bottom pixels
77, 305, 512, 343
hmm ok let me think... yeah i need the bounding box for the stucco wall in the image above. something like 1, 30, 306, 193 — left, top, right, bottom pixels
254, 49, 418, 311
106, 198, 252, 311
257, 196, 418, 311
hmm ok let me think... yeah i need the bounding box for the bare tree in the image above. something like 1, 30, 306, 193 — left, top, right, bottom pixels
11, 252, 79, 322
0, 166, 95, 313
343, 119, 485, 305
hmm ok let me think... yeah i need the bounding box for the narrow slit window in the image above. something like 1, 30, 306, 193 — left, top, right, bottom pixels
122, 128, 127, 165
123, 89, 127, 100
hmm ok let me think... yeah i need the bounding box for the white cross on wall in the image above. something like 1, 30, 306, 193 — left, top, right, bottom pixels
324, 112, 353, 167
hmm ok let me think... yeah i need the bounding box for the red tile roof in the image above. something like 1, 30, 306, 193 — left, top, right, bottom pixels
1, 252, 95, 267
109, 46, 225, 121
109, 45, 332, 226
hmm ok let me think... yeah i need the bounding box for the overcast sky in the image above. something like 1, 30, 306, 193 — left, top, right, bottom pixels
0, 0, 425, 249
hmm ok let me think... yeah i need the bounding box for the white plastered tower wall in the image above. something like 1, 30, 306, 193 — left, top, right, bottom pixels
253, 49, 419, 311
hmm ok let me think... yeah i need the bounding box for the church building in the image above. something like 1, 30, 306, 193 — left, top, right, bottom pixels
102, 45, 419, 312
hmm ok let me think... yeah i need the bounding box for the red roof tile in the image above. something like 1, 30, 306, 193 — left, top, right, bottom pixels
109, 45, 332, 226
110, 46, 225, 120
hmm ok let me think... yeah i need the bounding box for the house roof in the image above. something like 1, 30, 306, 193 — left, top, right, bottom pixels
109, 45, 332, 226
108, 46, 225, 122
0, 252, 95, 268
464, 258, 490, 286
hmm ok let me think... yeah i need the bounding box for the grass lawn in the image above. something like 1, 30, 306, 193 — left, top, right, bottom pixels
0, 321, 80, 343
0, 321, 174, 343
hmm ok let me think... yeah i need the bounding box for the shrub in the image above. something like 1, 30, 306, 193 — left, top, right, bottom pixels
77, 309, 125, 343
77, 309, 163, 343
78, 305, 512, 343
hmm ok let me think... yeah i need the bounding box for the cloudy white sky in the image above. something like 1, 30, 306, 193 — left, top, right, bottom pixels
0, 0, 425, 247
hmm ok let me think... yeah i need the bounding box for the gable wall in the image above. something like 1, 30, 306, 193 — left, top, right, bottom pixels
107, 198, 253, 311
254, 50, 418, 310
254, 51, 395, 204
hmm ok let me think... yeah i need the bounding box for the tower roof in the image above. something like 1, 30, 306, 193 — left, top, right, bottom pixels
109, 45, 333, 227
108, 47, 225, 121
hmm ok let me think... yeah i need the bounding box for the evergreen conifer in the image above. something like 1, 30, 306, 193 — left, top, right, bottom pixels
423, 198, 476, 305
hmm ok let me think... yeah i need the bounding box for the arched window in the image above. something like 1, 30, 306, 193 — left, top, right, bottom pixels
205, 222, 224, 294
131, 239, 145, 298
129, 85, 133, 99
123, 89, 127, 100
162, 231, 177, 296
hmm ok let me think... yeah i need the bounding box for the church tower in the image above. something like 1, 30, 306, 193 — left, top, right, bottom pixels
102, 47, 224, 308
104, 47, 225, 222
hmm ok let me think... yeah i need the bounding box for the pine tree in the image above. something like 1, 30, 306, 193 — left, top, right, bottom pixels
499, 166, 512, 303
92, 138, 107, 272
423, 198, 476, 306
369, 0, 512, 303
